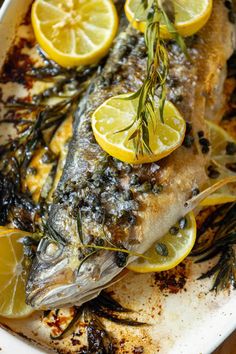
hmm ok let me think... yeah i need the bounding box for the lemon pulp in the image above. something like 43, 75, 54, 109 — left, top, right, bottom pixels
125, 0, 213, 37
31, 0, 118, 67
92, 94, 186, 164
128, 212, 196, 273
0, 227, 33, 318
201, 121, 236, 206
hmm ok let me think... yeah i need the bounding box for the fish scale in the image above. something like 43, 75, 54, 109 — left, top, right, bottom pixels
26, 0, 235, 309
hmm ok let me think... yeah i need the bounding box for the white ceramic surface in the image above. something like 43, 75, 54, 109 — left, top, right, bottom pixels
0, 1, 235, 353
0, 0, 32, 68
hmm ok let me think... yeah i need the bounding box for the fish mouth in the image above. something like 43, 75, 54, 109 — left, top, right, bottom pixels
27, 269, 128, 309
26, 249, 128, 309
27, 283, 101, 309
26, 265, 77, 309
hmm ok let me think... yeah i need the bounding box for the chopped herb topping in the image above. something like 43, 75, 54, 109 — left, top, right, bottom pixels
152, 183, 164, 194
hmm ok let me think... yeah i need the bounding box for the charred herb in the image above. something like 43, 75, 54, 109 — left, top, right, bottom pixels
27, 45, 95, 81
50, 306, 84, 340
86, 320, 114, 354
0, 165, 39, 230
45, 291, 145, 352
0, 49, 96, 214
227, 50, 236, 78
192, 203, 236, 291
1, 90, 84, 172
0, 85, 87, 218
21, 234, 41, 259
88, 293, 145, 327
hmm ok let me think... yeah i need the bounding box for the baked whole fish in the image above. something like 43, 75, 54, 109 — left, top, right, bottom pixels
26, 0, 235, 309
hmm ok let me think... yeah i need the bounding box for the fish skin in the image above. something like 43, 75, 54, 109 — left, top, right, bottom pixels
26, 0, 235, 309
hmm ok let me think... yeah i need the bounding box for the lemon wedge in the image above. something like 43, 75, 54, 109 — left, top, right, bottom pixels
92, 94, 186, 164
31, 0, 118, 67
128, 212, 196, 273
0, 227, 34, 318
125, 0, 213, 37
201, 121, 236, 206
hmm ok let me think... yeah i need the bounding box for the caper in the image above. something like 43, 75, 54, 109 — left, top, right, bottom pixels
169, 226, 179, 235
153, 183, 163, 194
123, 190, 133, 201
226, 142, 236, 155
136, 181, 152, 193
183, 135, 194, 148
128, 213, 137, 226
155, 243, 168, 257
130, 174, 139, 186
115, 251, 128, 268
192, 188, 200, 197
207, 165, 220, 179
95, 238, 105, 246
179, 217, 187, 229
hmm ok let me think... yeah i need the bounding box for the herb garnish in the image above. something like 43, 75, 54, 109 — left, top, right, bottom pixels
0, 54, 94, 206
1, 90, 84, 176
192, 203, 236, 291
46, 291, 145, 350
120, 0, 189, 158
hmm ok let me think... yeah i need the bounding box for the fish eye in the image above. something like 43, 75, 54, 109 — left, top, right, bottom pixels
46, 242, 59, 257
37, 238, 63, 263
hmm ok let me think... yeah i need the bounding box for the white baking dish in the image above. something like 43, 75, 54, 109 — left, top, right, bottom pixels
0, 0, 32, 68
0, 2, 44, 352
0, 1, 235, 353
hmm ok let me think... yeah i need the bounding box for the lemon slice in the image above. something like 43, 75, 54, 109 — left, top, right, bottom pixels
201, 121, 236, 206
125, 0, 213, 37
128, 212, 196, 273
0, 227, 34, 318
31, 0, 118, 67
207, 120, 236, 167
92, 94, 186, 164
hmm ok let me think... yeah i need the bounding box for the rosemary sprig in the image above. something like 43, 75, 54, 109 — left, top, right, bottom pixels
0, 88, 85, 182
192, 203, 236, 291
50, 306, 84, 340
121, 0, 168, 157
160, 1, 190, 60
0, 168, 39, 230
121, 0, 189, 158
0, 52, 95, 208
45, 291, 145, 348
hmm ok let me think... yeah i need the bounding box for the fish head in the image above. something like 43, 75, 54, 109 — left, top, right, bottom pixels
26, 237, 78, 309
26, 206, 124, 309
26, 240, 125, 309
